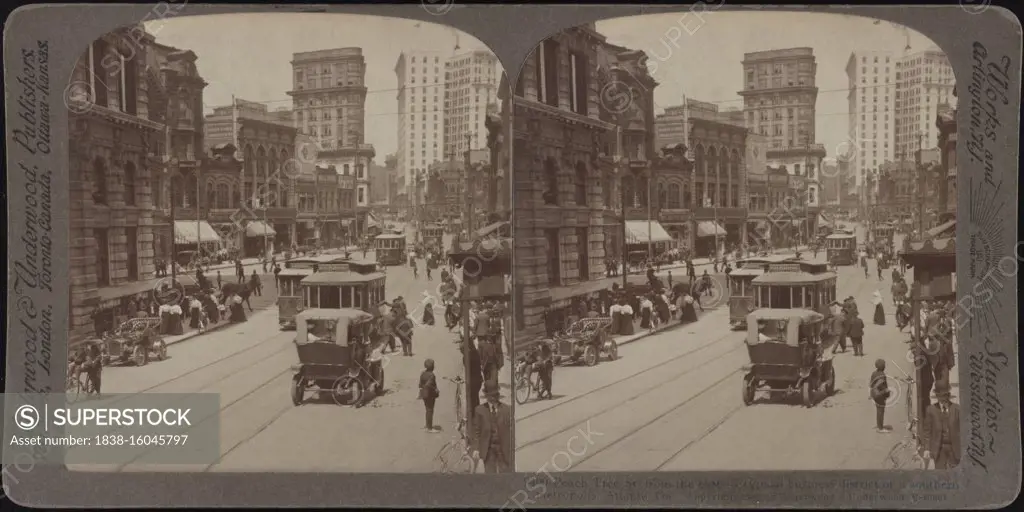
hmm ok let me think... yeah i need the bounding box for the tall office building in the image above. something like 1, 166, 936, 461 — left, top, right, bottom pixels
288, 48, 375, 237
845, 50, 897, 189
738, 48, 825, 209
894, 48, 955, 159
395, 50, 446, 191
443, 50, 500, 157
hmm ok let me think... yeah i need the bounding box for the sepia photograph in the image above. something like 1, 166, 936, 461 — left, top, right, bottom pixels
62, 12, 512, 473
512, 11, 960, 472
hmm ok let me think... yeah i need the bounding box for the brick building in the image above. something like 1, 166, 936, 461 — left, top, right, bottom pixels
66, 26, 172, 341
512, 24, 618, 345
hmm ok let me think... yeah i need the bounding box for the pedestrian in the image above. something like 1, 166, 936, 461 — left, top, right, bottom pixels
667, 270, 673, 288
418, 358, 441, 433
236, 260, 245, 284
701, 270, 713, 297
273, 263, 282, 289
848, 311, 865, 356
922, 381, 960, 469
536, 342, 554, 399
250, 270, 262, 297
872, 290, 885, 325
412, 258, 419, 279
261, 256, 267, 273
869, 359, 892, 433
472, 380, 513, 474
830, 306, 848, 354
861, 252, 869, 278
216, 270, 222, 289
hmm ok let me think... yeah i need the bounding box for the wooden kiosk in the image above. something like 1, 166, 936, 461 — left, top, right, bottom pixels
898, 232, 956, 459
447, 237, 512, 436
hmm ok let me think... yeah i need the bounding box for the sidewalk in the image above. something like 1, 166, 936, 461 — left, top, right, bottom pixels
616, 244, 813, 277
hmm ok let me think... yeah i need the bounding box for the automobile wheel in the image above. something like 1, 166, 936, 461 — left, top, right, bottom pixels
582, 345, 598, 367
606, 340, 618, 361
742, 375, 756, 406
332, 376, 364, 406
132, 345, 146, 367
157, 340, 168, 361
291, 376, 304, 406
801, 378, 815, 407
514, 375, 532, 405
824, 364, 836, 396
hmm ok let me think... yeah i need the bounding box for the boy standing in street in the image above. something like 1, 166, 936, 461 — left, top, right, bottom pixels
869, 359, 892, 433
418, 359, 440, 433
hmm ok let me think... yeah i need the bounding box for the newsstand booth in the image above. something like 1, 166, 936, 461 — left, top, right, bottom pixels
448, 237, 512, 435
898, 234, 955, 464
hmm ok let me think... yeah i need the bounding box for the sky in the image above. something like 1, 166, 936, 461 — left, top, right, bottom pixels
595, 11, 942, 160
143, 13, 496, 163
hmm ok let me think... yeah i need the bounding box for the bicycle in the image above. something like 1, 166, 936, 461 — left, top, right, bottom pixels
66, 361, 93, 402
885, 375, 924, 469
514, 359, 543, 405
434, 375, 478, 473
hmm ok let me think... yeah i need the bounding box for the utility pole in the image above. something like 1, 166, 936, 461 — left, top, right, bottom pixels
916, 132, 925, 238
161, 67, 179, 289
464, 133, 475, 236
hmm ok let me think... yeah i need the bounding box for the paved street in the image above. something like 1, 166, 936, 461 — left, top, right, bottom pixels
72, 262, 477, 473
515, 229, 945, 471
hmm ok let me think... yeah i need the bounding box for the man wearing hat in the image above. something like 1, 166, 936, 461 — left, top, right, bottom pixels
922, 381, 960, 469
472, 380, 512, 473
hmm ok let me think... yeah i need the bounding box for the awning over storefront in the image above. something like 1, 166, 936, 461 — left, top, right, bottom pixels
624, 220, 673, 244
245, 221, 277, 238
174, 221, 222, 245
924, 219, 956, 239
696, 221, 726, 238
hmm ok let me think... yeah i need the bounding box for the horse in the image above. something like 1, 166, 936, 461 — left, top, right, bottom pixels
220, 282, 254, 312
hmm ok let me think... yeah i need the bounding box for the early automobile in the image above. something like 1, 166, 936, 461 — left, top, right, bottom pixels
741, 308, 835, 408
549, 317, 617, 367
290, 308, 384, 406
100, 317, 168, 367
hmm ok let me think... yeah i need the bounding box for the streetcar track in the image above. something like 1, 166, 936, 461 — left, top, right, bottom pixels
115, 366, 294, 471
653, 403, 745, 471
551, 368, 742, 471
518, 256, 888, 471
516, 309, 736, 423
516, 328, 744, 451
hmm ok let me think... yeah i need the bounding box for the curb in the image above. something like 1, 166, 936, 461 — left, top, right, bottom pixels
164, 304, 276, 347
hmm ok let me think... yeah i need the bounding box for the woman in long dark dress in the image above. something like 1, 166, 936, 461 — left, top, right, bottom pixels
610, 303, 624, 334
872, 291, 886, 326
680, 293, 699, 324
229, 294, 247, 323
422, 302, 435, 326
639, 296, 653, 329
655, 293, 671, 325
619, 299, 635, 335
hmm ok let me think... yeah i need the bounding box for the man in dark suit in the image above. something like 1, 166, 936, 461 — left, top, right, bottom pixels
472, 381, 513, 474
922, 380, 960, 469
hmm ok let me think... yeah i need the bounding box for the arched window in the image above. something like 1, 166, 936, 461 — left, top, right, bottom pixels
92, 157, 108, 205
256, 146, 267, 178
574, 161, 588, 206
667, 182, 681, 209
217, 183, 230, 208
184, 173, 198, 208
280, 149, 291, 207
123, 161, 136, 206
658, 183, 667, 209
206, 179, 217, 208
244, 145, 255, 175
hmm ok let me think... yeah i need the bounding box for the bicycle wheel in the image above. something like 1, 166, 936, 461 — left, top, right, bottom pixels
434, 440, 460, 473
454, 382, 465, 425
514, 374, 532, 405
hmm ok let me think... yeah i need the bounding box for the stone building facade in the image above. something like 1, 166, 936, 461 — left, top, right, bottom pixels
512, 24, 616, 345
67, 26, 167, 341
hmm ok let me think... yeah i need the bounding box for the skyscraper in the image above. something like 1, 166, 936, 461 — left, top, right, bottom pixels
845, 50, 897, 189
894, 48, 955, 159
739, 48, 825, 210
288, 48, 375, 238
443, 50, 500, 157
395, 50, 446, 192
